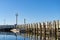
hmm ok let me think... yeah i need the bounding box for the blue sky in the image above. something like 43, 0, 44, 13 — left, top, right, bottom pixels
0, 0, 60, 25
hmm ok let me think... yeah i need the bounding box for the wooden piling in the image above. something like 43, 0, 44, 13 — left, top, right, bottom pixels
53, 20, 57, 40
43, 22, 46, 40
39, 23, 42, 40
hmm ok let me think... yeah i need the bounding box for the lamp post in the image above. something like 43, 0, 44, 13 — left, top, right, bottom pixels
24, 18, 26, 40
15, 13, 18, 40
16, 13, 18, 25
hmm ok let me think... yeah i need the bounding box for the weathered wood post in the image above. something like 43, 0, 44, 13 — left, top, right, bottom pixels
39, 23, 42, 40
43, 22, 46, 40
36, 23, 38, 40
49, 22, 52, 40
57, 20, 59, 40
29, 24, 31, 40
53, 20, 57, 40
26, 24, 28, 37
47, 22, 49, 40
30, 23, 33, 40
51, 21, 54, 40
34, 23, 36, 40
28, 24, 30, 40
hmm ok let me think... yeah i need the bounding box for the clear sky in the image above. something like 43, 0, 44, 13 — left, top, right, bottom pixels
0, 0, 60, 25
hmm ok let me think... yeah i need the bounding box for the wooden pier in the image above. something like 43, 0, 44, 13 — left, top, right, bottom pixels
17, 20, 60, 40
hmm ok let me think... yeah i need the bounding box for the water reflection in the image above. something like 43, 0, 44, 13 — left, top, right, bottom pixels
0, 32, 29, 40
20, 32, 40, 40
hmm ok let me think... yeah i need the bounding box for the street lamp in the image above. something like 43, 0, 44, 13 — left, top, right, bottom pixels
15, 13, 18, 40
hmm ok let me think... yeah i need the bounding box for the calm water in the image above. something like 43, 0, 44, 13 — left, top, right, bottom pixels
0, 32, 57, 40
0, 32, 29, 40
0, 32, 41, 40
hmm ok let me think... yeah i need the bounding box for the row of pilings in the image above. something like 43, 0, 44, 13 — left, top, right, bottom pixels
17, 20, 60, 40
